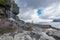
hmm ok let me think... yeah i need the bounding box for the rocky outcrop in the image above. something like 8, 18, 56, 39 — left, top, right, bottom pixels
0, 0, 60, 40
0, 19, 18, 34
0, 0, 20, 34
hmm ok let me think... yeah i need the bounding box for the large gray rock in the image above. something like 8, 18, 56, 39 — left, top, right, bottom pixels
40, 32, 55, 40
0, 34, 13, 40
14, 33, 25, 40
12, 1, 19, 15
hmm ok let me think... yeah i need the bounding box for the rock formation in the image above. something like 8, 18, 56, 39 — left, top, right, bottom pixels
0, 0, 20, 34
0, 0, 60, 40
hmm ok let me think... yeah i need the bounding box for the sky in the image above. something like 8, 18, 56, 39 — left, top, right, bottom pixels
15, 0, 60, 23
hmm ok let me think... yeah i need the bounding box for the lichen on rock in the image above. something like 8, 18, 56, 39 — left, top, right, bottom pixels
0, 0, 6, 4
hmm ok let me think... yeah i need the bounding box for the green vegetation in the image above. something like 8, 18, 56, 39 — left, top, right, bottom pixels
0, 0, 6, 4
0, 29, 14, 35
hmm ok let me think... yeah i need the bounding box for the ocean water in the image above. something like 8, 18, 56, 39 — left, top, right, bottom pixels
39, 22, 60, 29
50, 22, 60, 29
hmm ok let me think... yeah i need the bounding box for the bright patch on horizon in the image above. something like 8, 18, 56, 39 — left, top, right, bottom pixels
37, 9, 42, 16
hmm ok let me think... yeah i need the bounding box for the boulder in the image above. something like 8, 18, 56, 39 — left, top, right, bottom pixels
0, 19, 18, 34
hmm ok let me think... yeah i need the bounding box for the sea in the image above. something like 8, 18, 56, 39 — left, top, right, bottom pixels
38, 22, 60, 29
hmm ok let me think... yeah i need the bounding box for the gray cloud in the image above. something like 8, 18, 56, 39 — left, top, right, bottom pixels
15, 0, 59, 8
15, 0, 60, 22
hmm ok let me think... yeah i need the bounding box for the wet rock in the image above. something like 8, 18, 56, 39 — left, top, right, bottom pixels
25, 34, 32, 40
28, 31, 41, 40
0, 34, 13, 40
40, 32, 55, 40
14, 33, 25, 40
0, 19, 18, 34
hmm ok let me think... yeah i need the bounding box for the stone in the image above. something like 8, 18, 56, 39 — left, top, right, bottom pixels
14, 33, 25, 40
24, 34, 32, 40
1, 34, 13, 40
12, 1, 19, 15
0, 19, 18, 34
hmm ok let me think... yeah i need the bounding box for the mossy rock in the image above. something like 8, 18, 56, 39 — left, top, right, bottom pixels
0, 29, 15, 35
0, 0, 6, 5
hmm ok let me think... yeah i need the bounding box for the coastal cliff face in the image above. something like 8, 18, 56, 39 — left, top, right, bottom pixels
0, 0, 20, 34
0, 0, 60, 40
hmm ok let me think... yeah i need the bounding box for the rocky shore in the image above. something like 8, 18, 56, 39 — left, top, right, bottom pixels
0, 0, 60, 40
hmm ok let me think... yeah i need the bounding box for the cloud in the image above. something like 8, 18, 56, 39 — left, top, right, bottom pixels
15, 0, 60, 22
24, 9, 52, 23
15, 0, 59, 8
40, 3, 60, 19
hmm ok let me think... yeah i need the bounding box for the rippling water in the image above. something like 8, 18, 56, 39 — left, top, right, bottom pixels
39, 22, 60, 29
50, 22, 60, 29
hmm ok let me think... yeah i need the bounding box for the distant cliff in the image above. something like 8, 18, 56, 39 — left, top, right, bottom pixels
53, 19, 60, 22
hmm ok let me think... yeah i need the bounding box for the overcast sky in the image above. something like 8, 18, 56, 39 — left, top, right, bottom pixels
15, 0, 60, 23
